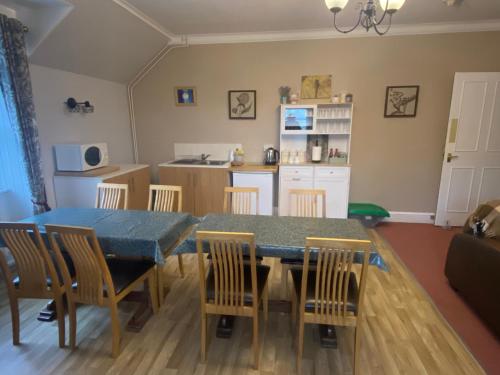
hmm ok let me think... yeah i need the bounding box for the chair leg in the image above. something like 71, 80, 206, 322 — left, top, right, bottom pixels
297, 315, 304, 372
54, 294, 65, 348
68, 301, 77, 350
291, 287, 297, 324
353, 324, 361, 375
200, 312, 207, 362
281, 264, 290, 300
8, 295, 20, 345
262, 283, 269, 322
177, 254, 185, 278
110, 302, 121, 358
157, 264, 165, 306
253, 309, 260, 370
148, 271, 159, 314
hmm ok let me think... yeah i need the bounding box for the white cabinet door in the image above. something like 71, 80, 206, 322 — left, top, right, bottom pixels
314, 177, 349, 218
232, 172, 273, 215
279, 176, 314, 216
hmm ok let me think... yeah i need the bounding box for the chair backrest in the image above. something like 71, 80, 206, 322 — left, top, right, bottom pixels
301, 237, 372, 323
148, 184, 182, 212
0, 223, 59, 295
95, 182, 129, 210
196, 231, 257, 309
223, 187, 259, 215
288, 189, 326, 218
45, 224, 114, 306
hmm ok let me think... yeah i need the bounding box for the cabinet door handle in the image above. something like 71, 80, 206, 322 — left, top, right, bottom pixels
292, 178, 301, 181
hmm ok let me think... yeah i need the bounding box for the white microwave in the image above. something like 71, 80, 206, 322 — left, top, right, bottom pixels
54, 143, 109, 171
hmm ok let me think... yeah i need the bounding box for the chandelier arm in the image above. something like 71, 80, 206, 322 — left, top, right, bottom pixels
333, 10, 364, 34
373, 13, 393, 35
374, 0, 389, 26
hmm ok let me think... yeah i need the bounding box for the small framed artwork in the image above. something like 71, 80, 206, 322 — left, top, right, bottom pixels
175, 86, 197, 106
301, 74, 332, 99
228, 90, 256, 120
384, 85, 419, 118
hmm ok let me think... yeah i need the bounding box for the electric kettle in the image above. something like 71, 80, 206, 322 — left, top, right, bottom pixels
264, 147, 280, 165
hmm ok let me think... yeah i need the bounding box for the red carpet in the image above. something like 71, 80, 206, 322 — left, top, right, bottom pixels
376, 222, 500, 375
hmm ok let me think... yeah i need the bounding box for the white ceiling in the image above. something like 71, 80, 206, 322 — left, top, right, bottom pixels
10, 0, 500, 82
127, 0, 500, 34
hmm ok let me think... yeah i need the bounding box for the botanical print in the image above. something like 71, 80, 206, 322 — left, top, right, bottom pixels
384, 86, 419, 118
300, 75, 332, 99
228, 90, 256, 119
175, 87, 197, 106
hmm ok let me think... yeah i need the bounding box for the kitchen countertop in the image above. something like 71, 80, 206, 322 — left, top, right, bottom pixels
158, 161, 231, 169
229, 163, 278, 173
54, 164, 149, 178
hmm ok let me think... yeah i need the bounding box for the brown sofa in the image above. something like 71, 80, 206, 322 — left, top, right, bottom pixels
444, 233, 500, 337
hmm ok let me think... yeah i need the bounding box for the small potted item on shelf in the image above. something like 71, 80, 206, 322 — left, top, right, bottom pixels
345, 93, 353, 103
332, 94, 340, 104
279, 86, 291, 104
290, 93, 299, 104
231, 148, 245, 166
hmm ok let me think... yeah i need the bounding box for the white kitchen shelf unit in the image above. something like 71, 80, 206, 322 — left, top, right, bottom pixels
279, 103, 354, 218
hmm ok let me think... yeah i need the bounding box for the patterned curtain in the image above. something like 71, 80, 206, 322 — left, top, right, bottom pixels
0, 14, 49, 214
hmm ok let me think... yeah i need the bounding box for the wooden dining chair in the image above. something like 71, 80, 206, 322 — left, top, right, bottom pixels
148, 184, 185, 299
196, 231, 269, 369
281, 188, 327, 298
0, 223, 66, 348
223, 187, 260, 215
95, 182, 129, 210
288, 188, 326, 218
45, 224, 158, 358
291, 237, 372, 374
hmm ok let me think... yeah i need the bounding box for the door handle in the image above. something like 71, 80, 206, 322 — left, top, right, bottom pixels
447, 153, 458, 163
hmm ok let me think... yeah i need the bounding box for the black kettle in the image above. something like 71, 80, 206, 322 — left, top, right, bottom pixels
264, 147, 279, 165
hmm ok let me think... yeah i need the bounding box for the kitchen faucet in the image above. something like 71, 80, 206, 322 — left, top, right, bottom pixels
201, 153, 211, 161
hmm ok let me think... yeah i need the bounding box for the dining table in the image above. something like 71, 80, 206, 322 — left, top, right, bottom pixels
7, 207, 198, 331
174, 213, 388, 347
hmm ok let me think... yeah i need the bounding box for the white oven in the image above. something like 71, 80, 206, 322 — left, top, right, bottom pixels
54, 143, 109, 171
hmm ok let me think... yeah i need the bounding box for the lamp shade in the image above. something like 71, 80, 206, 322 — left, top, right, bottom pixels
325, 0, 349, 11
379, 0, 406, 11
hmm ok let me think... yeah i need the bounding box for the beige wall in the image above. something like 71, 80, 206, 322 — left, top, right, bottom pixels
30, 65, 135, 207
133, 32, 500, 213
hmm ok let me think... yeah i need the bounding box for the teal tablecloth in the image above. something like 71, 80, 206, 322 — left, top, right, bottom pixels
13, 208, 199, 264
175, 213, 388, 271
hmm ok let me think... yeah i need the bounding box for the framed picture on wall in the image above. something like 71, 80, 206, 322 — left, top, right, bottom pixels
384, 85, 419, 118
175, 86, 197, 106
228, 90, 256, 120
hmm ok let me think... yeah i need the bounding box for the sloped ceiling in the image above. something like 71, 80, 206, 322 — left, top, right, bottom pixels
29, 0, 168, 83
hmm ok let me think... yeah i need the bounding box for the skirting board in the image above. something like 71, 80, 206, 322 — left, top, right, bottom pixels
386, 211, 436, 224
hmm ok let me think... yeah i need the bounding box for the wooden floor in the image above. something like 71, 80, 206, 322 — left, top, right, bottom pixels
0, 230, 485, 374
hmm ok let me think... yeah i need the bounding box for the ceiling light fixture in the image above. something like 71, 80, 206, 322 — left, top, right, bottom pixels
325, 0, 406, 35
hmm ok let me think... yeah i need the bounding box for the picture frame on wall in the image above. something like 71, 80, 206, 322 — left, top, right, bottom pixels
228, 90, 256, 120
384, 85, 419, 118
175, 86, 197, 106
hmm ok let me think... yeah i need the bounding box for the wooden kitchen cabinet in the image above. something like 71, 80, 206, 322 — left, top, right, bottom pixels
103, 166, 150, 210
159, 166, 229, 216
53, 164, 150, 210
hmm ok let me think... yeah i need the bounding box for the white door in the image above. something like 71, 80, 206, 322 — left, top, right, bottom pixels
435, 73, 500, 226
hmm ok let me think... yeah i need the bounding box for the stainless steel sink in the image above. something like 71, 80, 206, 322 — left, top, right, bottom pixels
169, 159, 227, 166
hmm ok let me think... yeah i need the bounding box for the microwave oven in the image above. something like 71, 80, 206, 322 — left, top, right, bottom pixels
54, 143, 109, 171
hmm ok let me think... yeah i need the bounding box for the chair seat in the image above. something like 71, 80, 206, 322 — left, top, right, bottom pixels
291, 269, 358, 314
105, 258, 155, 295
13, 251, 75, 289
206, 264, 270, 305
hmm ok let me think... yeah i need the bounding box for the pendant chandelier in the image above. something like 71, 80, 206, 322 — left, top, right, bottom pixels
324, 0, 407, 35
